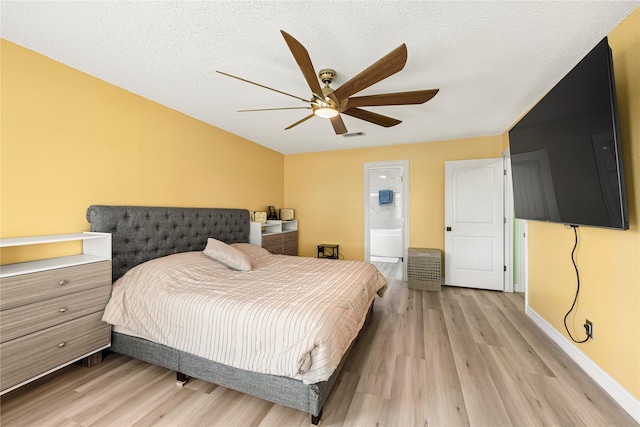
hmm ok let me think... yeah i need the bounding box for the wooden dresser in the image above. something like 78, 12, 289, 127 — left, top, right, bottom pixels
250, 220, 298, 256
0, 233, 112, 395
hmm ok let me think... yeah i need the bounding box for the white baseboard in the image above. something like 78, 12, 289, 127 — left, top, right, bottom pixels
526, 306, 640, 423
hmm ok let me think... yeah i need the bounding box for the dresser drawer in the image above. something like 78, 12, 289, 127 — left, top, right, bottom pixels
282, 240, 298, 256
263, 242, 283, 255
261, 234, 282, 247
0, 286, 111, 343
262, 233, 283, 254
282, 231, 298, 243
0, 311, 110, 392
0, 261, 111, 310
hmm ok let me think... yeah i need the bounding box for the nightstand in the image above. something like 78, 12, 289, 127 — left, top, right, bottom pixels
318, 244, 339, 259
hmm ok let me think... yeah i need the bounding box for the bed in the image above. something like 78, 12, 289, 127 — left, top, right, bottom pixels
86, 205, 386, 424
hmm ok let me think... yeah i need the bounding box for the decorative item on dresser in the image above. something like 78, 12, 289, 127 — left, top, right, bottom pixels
279, 208, 294, 221
0, 232, 112, 395
252, 211, 267, 224
249, 219, 298, 255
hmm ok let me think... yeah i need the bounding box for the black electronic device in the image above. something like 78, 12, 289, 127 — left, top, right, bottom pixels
509, 37, 628, 230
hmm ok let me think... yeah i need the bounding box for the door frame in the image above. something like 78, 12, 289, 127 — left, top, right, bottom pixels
516, 219, 528, 298
364, 160, 410, 280
503, 152, 514, 293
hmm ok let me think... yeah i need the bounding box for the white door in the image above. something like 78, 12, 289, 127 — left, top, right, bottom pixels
445, 159, 504, 290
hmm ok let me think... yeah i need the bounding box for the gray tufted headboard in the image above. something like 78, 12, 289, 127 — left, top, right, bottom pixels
86, 205, 250, 282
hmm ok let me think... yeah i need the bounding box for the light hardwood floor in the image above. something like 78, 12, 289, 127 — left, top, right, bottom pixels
1, 278, 636, 426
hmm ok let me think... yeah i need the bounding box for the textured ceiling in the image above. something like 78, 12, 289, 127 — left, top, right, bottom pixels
1, 1, 638, 155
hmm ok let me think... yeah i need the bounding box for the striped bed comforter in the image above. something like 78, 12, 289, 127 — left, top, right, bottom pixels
102, 243, 387, 384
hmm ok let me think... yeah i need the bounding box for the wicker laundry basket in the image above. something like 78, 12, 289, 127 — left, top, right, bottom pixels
407, 248, 442, 291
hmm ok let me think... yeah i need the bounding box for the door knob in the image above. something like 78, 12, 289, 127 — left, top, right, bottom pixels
446, 227, 452, 231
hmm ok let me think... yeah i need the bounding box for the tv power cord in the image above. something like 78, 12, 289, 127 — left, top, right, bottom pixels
563, 224, 591, 343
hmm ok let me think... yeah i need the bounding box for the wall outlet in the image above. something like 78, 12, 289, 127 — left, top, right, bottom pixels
584, 320, 593, 339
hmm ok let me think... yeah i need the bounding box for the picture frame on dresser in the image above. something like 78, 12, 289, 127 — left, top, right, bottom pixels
0, 232, 112, 395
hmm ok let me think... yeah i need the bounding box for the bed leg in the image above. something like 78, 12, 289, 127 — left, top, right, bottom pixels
176, 372, 189, 387
311, 408, 323, 426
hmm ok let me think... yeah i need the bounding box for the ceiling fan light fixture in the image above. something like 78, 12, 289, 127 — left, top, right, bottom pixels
219, 32, 439, 135
314, 106, 339, 118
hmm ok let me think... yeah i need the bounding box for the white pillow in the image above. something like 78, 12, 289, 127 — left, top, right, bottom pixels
203, 238, 252, 271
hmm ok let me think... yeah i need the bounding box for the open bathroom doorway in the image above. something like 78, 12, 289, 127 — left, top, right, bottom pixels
364, 160, 409, 281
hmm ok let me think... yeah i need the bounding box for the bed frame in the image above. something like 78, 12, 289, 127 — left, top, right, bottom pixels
86, 205, 369, 424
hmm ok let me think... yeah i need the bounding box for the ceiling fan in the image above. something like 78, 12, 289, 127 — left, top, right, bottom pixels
217, 30, 439, 135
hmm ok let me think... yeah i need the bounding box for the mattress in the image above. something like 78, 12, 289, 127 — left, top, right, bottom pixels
102, 243, 387, 384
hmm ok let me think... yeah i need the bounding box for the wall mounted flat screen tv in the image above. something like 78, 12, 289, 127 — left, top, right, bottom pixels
509, 37, 628, 230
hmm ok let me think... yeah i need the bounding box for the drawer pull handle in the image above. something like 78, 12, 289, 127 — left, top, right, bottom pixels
58, 342, 66, 348
59, 280, 68, 286
59, 308, 67, 313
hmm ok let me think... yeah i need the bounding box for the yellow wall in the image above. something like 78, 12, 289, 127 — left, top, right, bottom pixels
522, 9, 639, 399
284, 136, 503, 259
0, 40, 284, 262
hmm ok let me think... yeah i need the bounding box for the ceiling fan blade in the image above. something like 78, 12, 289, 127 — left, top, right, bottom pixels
333, 44, 408, 103
280, 31, 324, 98
330, 115, 348, 135
346, 89, 439, 108
216, 71, 309, 103
285, 114, 315, 130
342, 108, 402, 127
238, 107, 311, 112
